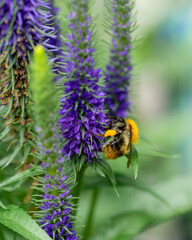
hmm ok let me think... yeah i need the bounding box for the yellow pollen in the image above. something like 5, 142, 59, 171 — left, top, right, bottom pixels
126, 119, 139, 144
104, 129, 117, 138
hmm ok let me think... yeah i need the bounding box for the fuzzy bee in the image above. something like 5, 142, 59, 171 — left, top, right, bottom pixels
102, 118, 139, 168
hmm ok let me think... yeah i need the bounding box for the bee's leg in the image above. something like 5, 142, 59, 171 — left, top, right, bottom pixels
110, 138, 120, 146
106, 116, 118, 120
98, 146, 102, 151
112, 136, 124, 157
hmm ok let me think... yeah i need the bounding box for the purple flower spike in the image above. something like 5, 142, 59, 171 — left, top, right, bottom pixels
104, 0, 133, 117
0, 0, 59, 113
39, 168, 79, 240
58, 0, 107, 164
37, 129, 79, 240
0, 0, 42, 64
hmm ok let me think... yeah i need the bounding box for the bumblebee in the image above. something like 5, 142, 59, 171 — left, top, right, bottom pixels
102, 118, 139, 168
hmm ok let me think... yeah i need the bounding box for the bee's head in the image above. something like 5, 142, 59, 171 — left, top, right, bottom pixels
110, 118, 126, 133
104, 118, 126, 138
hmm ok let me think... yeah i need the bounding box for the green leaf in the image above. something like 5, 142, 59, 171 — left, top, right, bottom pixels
90, 175, 192, 240
125, 145, 139, 179
0, 205, 52, 240
0, 166, 43, 189
130, 146, 139, 179
83, 173, 168, 206
17, 144, 31, 168
97, 156, 119, 197
94, 164, 105, 177
0, 105, 7, 117
19, 126, 25, 146
3, 95, 13, 117
0, 201, 6, 209
12, 96, 27, 125
0, 126, 11, 140
1, 145, 21, 169
137, 139, 177, 159
0, 155, 12, 167
0, 180, 26, 192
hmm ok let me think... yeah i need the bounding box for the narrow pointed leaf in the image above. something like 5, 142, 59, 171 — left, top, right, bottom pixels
1, 146, 21, 169
0, 201, 6, 209
130, 146, 139, 179
0, 166, 43, 189
0, 205, 52, 240
98, 157, 119, 197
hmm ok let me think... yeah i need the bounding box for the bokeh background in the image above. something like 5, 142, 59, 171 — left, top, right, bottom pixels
131, 0, 192, 239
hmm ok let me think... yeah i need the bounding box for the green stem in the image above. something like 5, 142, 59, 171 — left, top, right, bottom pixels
83, 188, 99, 240
72, 166, 86, 216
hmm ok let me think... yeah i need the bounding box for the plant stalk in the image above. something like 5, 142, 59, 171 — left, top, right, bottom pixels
83, 188, 99, 240
72, 166, 86, 216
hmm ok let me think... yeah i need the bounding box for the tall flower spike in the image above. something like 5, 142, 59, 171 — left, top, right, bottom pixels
31, 45, 57, 137
58, 0, 107, 165
36, 132, 79, 240
0, 0, 58, 167
35, 132, 79, 240
31, 46, 78, 240
104, 0, 134, 117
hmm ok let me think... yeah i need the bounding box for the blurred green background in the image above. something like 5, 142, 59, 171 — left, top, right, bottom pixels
132, 1, 192, 238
